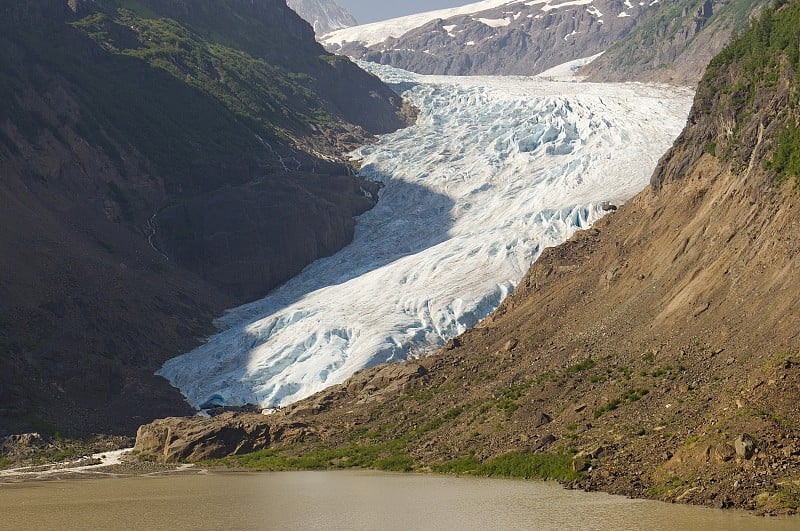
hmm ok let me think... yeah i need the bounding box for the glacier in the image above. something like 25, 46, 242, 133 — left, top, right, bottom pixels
157, 62, 693, 410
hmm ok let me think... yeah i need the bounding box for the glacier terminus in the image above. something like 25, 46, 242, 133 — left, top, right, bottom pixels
157, 61, 694, 410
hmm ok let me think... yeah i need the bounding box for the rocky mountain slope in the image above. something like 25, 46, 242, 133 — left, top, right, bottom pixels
136, 0, 800, 512
0, 0, 408, 436
287, 0, 357, 35
323, 0, 652, 76
323, 0, 764, 84
579, 0, 763, 83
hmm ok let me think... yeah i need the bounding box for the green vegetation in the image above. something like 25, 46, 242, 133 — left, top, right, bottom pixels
704, 0, 800, 183
32, 446, 82, 464
0, 0, 376, 189
0, 457, 13, 469
649, 365, 682, 379
772, 123, 800, 184
647, 476, 685, 498
219, 444, 414, 472
773, 483, 800, 511
602, 0, 760, 70
225, 445, 578, 482
566, 358, 596, 374
434, 451, 578, 481
21, 411, 59, 436
494, 382, 531, 419
593, 388, 650, 419
221, 402, 472, 473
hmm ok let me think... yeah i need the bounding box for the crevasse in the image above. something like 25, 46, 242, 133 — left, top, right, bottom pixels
158, 62, 693, 410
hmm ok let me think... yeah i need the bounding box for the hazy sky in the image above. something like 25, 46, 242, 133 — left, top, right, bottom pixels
337, 1, 468, 24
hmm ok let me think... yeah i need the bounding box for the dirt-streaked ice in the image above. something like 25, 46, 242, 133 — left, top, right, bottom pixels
158, 63, 693, 410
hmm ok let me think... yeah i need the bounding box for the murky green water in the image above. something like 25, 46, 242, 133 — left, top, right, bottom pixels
1, 470, 797, 530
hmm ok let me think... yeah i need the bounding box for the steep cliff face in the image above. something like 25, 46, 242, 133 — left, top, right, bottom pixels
0, 0, 408, 436
287, 0, 358, 35
136, 1, 800, 512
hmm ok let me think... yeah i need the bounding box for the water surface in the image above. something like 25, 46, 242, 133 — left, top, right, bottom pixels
1, 470, 796, 530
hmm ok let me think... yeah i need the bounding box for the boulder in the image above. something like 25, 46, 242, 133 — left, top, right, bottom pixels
445, 337, 461, 350
572, 457, 590, 473
734, 434, 756, 460
533, 412, 552, 428
532, 434, 557, 451
134, 413, 310, 463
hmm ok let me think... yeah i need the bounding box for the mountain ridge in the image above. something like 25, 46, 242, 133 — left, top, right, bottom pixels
135, 0, 800, 513
322, 0, 765, 85
287, 0, 357, 35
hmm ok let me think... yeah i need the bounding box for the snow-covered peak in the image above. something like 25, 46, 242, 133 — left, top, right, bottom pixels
321, 0, 651, 77
287, 0, 357, 36
322, 0, 524, 47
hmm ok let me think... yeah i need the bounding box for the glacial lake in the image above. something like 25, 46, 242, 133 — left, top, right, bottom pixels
1, 470, 797, 530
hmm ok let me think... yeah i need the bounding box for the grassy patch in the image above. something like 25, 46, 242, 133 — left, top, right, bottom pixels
482, 451, 578, 481
219, 443, 411, 472
647, 476, 685, 498
566, 358, 596, 374
593, 388, 650, 419
435, 451, 578, 481
494, 382, 531, 419
218, 404, 470, 472
0, 457, 14, 469
374, 454, 414, 472
432, 455, 483, 475
774, 483, 800, 511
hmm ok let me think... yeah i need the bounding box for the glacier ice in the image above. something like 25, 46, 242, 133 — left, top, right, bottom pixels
157, 63, 693, 409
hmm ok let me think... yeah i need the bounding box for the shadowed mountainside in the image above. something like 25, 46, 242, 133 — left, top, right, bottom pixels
0, 0, 409, 436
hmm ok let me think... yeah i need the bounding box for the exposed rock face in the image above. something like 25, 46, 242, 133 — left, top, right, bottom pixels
0, 0, 408, 436
287, 0, 358, 35
134, 413, 311, 462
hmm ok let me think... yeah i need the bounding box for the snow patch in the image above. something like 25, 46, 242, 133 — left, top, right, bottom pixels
476, 17, 513, 27
540, 0, 593, 12
323, 0, 524, 47
618, 11, 631, 17
586, 5, 603, 17
536, 52, 604, 81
